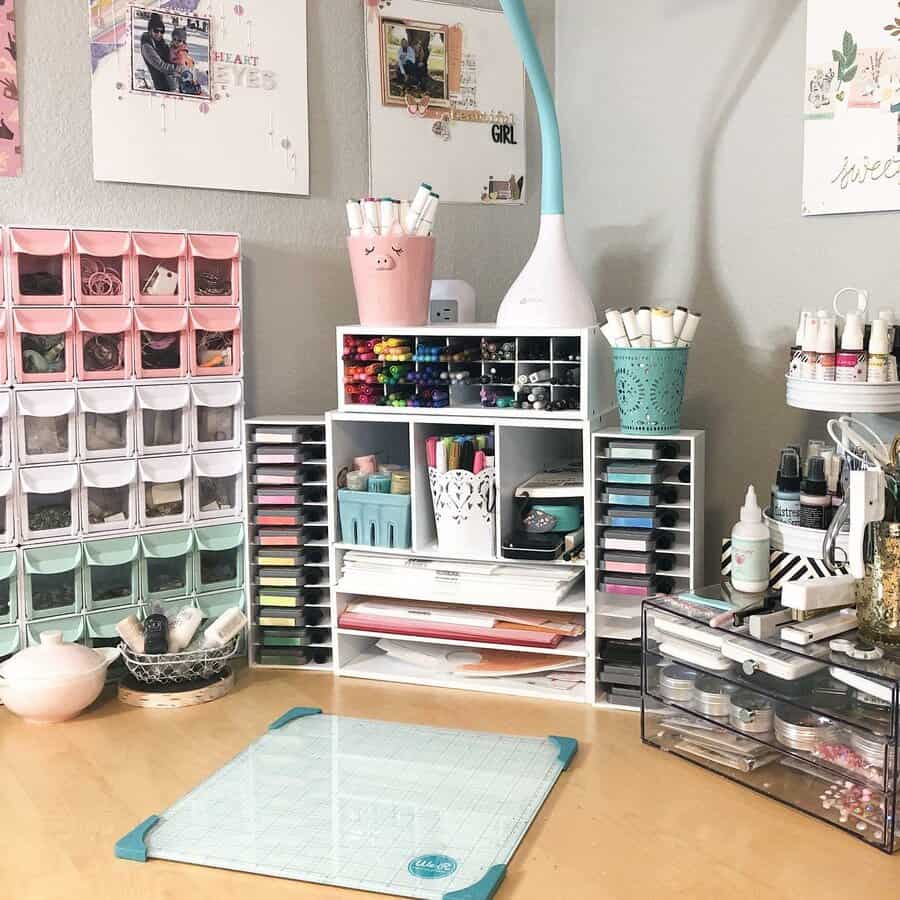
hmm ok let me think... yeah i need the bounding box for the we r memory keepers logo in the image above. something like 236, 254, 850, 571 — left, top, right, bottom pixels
407, 854, 458, 880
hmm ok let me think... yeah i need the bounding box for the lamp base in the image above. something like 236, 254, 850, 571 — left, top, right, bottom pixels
496, 214, 596, 327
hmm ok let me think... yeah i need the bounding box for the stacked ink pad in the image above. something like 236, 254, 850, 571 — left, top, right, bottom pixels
247, 418, 333, 669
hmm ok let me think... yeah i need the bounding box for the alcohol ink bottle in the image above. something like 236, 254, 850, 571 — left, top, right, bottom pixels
836, 312, 867, 383
800, 455, 831, 530
789, 310, 809, 378
867, 318, 890, 384
771, 448, 802, 527
815, 316, 836, 381
801, 314, 819, 380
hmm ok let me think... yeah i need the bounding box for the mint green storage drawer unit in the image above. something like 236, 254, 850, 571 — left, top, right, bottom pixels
83, 536, 140, 610
0, 622, 21, 658
85, 607, 133, 652
195, 587, 245, 621
140, 529, 194, 602
26, 613, 84, 646
195, 522, 244, 594
23, 543, 83, 620
0, 549, 17, 625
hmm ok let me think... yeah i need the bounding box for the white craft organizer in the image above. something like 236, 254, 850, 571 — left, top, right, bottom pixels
0, 227, 248, 665
337, 325, 610, 420
592, 429, 705, 710
246, 416, 334, 672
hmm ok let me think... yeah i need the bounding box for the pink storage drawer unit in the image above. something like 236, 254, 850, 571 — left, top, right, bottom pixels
73, 230, 132, 306
8, 227, 72, 305
189, 306, 241, 377
134, 306, 188, 379
76, 307, 133, 381
188, 233, 240, 305
13, 307, 76, 384
0, 310, 9, 385
132, 231, 187, 306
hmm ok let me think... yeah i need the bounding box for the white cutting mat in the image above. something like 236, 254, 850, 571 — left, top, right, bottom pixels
117, 710, 575, 899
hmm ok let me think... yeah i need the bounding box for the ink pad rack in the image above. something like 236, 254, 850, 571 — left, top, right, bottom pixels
337, 325, 609, 420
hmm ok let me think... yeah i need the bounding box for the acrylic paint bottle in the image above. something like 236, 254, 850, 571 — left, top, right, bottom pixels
771, 448, 802, 527
789, 310, 809, 378
815, 316, 836, 381
868, 318, 890, 384
731, 486, 770, 594
800, 455, 831, 530
800, 314, 819, 379
836, 312, 867, 383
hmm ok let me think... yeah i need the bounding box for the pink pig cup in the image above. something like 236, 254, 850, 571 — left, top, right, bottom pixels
348, 235, 436, 326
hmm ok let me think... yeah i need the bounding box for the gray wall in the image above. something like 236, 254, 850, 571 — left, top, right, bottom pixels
2, 0, 553, 416
556, 0, 876, 582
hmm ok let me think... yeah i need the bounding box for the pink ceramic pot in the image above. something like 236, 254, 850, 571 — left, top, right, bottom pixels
348, 235, 435, 326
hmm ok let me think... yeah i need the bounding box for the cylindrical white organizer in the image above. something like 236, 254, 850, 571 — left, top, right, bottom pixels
786, 377, 900, 414
428, 467, 495, 557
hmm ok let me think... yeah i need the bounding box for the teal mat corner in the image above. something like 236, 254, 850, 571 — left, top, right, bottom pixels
268, 706, 322, 730
548, 735, 578, 770
115, 815, 160, 862
443, 864, 507, 900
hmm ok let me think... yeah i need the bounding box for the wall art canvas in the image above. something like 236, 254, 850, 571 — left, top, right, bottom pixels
803, 0, 900, 215
89, 0, 309, 195
365, 0, 527, 204
0, 0, 20, 177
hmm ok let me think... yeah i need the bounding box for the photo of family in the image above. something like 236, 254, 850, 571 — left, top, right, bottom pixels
380, 17, 449, 106
130, 6, 211, 100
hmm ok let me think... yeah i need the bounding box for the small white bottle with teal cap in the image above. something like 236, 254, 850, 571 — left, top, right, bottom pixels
731, 485, 770, 593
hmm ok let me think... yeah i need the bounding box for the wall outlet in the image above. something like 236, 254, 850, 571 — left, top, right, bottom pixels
430, 299, 459, 323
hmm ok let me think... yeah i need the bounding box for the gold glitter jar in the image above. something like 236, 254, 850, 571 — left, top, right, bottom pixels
859, 521, 900, 646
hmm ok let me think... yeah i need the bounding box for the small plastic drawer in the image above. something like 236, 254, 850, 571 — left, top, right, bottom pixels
255, 586, 304, 607
256, 548, 304, 567
195, 522, 245, 594
75, 307, 133, 380
140, 596, 195, 622
134, 306, 189, 379
83, 536, 140, 610
251, 425, 302, 444
140, 529, 194, 602
254, 507, 304, 527
254, 466, 303, 486
256, 528, 304, 547
139, 455, 191, 527
80, 459, 137, 535
26, 613, 84, 647
9, 227, 72, 305
189, 307, 241, 377
85, 607, 136, 652
23, 543, 83, 619
0, 470, 15, 547
188, 233, 240, 305
195, 587, 244, 622
19, 464, 79, 542
0, 549, 17, 625
599, 462, 663, 485
338, 489, 412, 549
16, 388, 77, 465
191, 381, 242, 451
136, 383, 190, 455
73, 229, 132, 306
254, 487, 304, 506
0, 622, 21, 658
193, 450, 243, 521
0, 312, 9, 386
13, 307, 75, 384
77, 385, 135, 460
253, 446, 304, 465
257, 566, 304, 588
132, 231, 187, 306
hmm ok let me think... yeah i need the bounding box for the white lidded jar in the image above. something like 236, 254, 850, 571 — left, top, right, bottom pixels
731, 485, 770, 593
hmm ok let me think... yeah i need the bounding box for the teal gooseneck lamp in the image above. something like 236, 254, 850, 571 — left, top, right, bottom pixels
497, 0, 596, 327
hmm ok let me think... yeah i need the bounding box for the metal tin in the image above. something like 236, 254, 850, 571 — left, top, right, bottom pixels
774, 704, 838, 751
659, 664, 698, 703
850, 731, 889, 768
693, 676, 739, 718
729, 691, 775, 735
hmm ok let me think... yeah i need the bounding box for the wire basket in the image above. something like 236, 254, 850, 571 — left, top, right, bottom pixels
119, 638, 239, 685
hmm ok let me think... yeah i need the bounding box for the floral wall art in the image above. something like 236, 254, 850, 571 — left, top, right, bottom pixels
0, 0, 20, 178
804, 0, 900, 215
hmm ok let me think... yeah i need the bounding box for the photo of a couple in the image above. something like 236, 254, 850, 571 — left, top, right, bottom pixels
380, 18, 448, 107
131, 7, 211, 100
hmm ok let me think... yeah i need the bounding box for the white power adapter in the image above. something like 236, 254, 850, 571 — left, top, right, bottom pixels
429, 280, 476, 323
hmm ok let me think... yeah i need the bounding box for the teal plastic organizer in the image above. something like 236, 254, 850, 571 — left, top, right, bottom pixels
338, 489, 411, 549
612, 347, 688, 435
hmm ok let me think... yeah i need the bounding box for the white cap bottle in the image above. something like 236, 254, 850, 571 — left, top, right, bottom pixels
815, 315, 836, 382
801, 315, 819, 379
868, 318, 890, 384
731, 485, 770, 594
836, 312, 867, 383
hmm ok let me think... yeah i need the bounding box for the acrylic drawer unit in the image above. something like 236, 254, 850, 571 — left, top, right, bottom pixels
641, 592, 900, 852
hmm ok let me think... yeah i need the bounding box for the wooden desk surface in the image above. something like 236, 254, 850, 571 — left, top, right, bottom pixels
1, 668, 896, 899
